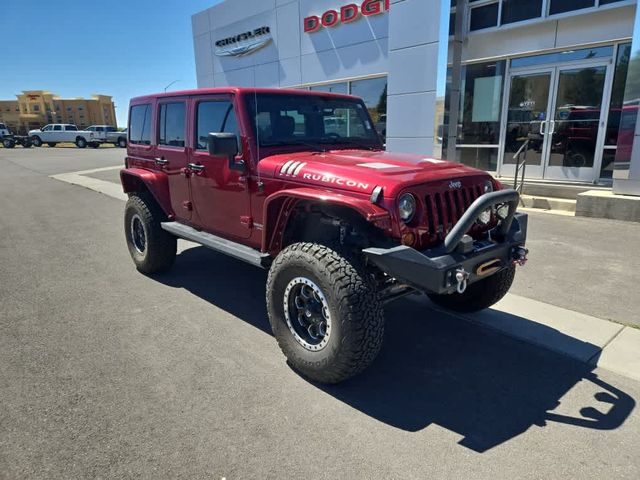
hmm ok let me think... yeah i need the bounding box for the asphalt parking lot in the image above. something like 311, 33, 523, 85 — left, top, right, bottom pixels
1, 147, 639, 479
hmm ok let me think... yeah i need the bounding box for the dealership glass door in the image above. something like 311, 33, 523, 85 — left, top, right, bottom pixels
501, 71, 554, 179
499, 61, 611, 182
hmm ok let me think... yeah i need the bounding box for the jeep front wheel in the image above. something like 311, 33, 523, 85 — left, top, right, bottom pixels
124, 194, 176, 274
427, 264, 516, 313
267, 243, 384, 384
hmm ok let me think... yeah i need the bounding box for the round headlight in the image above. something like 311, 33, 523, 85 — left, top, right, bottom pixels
398, 193, 417, 222
484, 180, 494, 193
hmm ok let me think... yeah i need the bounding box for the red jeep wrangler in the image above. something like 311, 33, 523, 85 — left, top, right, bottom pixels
120, 88, 528, 384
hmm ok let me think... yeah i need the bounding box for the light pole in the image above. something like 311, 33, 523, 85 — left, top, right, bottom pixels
164, 80, 180, 92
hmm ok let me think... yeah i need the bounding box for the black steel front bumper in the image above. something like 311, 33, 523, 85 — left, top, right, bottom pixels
363, 190, 528, 295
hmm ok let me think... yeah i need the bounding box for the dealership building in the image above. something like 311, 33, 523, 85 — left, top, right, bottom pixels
193, 0, 640, 207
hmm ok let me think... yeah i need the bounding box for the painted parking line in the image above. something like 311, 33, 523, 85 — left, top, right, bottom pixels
50, 165, 127, 201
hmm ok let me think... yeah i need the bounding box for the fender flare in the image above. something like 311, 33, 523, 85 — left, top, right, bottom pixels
120, 168, 174, 219
262, 187, 391, 254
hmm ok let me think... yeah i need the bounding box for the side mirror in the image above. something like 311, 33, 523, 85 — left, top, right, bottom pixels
208, 133, 244, 171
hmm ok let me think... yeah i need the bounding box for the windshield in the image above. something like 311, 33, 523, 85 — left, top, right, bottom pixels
246, 93, 382, 150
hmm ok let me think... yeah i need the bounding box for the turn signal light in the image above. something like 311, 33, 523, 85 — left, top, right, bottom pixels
402, 232, 416, 246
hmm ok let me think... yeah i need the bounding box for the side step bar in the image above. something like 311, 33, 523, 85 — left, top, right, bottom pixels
161, 222, 271, 269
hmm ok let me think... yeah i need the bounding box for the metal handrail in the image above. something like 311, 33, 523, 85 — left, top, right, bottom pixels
512, 139, 529, 204
512, 138, 530, 160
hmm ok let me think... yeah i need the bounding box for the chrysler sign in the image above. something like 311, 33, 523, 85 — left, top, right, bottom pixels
214, 26, 272, 57
304, 0, 389, 33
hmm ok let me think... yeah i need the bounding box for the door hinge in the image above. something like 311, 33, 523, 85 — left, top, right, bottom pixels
240, 216, 253, 228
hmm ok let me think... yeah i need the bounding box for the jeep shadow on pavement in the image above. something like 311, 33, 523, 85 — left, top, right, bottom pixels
153, 245, 635, 453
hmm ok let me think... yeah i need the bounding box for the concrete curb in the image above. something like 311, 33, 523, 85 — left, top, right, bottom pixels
52, 166, 640, 383
418, 293, 640, 382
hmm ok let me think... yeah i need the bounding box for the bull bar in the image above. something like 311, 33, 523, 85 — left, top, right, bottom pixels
363, 190, 528, 295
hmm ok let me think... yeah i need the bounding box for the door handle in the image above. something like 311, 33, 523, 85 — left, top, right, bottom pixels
549, 120, 556, 135
154, 157, 168, 166
539, 121, 547, 135
188, 163, 205, 173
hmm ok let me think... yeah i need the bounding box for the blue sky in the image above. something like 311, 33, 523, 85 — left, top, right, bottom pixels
0, 0, 221, 127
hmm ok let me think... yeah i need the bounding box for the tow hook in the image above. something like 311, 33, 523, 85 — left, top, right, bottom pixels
513, 246, 529, 266
455, 268, 470, 294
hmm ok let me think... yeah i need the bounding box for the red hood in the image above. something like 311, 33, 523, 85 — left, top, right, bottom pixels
259, 150, 492, 198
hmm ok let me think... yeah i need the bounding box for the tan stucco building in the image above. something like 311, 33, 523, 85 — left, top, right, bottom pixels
0, 91, 116, 134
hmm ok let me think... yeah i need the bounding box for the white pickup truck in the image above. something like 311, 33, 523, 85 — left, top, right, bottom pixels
29, 124, 98, 148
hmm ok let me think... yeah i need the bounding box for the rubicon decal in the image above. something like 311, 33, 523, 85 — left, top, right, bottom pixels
279, 161, 370, 190
304, 0, 390, 34
214, 26, 272, 57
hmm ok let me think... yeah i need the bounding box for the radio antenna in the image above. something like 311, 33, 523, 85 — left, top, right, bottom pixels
254, 89, 263, 190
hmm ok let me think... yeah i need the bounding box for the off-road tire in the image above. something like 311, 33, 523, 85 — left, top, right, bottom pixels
124, 194, 176, 274
75, 137, 87, 148
266, 243, 384, 384
427, 264, 516, 313
32, 136, 42, 147
47, 142, 57, 147
2, 138, 15, 148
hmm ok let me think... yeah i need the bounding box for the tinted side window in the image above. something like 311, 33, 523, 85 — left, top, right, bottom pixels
196, 101, 238, 150
53, 125, 62, 131
65, 125, 78, 131
129, 104, 152, 145
159, 102, 186, 147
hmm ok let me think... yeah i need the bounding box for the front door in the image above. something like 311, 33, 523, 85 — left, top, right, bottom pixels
188, 95, 251, 239
499, 61, 611, 182
501, 70, 554, 179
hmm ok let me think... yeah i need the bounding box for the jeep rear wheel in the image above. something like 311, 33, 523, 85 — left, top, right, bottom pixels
124, 194, 176, 274
427, 264, 516, 313
267, 243, 384, 384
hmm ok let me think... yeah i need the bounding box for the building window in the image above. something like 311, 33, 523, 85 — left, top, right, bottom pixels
470, 2, 499, 31
310, 82, 349, 94
602, 43, 632, 178
158, 102, 186, 147
511, 46, 613, 69
350, 77, 388, 140
454, 60, 506, 170
501, 0, 543, 24
129, 104, 152, 145
33, 105, 40, 112
67, 107, 72, 111
549, 0, 595, 16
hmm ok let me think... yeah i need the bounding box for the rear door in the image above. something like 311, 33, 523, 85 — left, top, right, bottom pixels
188, 95, 251, 239
155, 98, 192, 221
64, 125, 78, 142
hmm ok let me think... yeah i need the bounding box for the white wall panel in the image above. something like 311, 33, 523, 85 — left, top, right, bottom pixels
255, 62, 280, 87
386, 136, 434, 155
275, 1, 302, 60
193, 33, 214, 77
388, 42, 438, 95
278, 56, 302, 86
214, 67, 255, 87
386, 91, 436, 139
300, 38, 388, 84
